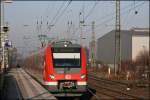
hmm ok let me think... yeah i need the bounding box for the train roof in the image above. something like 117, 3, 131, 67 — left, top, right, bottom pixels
50, 40, 81, 48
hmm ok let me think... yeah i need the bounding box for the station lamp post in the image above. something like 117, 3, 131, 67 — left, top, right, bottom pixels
0, 0, 13, 72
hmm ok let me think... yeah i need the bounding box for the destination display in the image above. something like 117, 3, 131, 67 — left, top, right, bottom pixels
52, 48, 81, 53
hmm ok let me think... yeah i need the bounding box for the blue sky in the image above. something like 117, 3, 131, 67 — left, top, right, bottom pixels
3, 1, 149, 55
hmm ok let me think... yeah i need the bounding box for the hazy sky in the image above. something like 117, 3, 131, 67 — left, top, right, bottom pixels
3, 0, 149, 56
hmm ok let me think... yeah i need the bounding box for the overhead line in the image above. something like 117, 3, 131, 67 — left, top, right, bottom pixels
97, 1, 145, 28
85, 1, 146, 34
93, 1, 133, 23
53, 0, 72, 26
72, 1, 99, 35
84, 0, 99, 21
49, 1, 66, 25
94, 1, 146, 39
72, 1, 136, 36
42, 3, 52, 24
72, 1, 145, 40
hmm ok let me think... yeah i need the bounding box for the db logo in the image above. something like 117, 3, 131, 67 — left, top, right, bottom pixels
65, 75, 71, 79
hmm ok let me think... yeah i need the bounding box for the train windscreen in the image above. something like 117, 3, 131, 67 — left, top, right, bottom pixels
52, 48, 81, 68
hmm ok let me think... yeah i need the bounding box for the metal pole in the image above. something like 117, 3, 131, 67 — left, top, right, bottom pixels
79, 12, 85, 46
149, 31, 150, 100
114, 0, 121, 76
79, 12, 82, 45
2, 43, 5, 72
1, 0, 12, 72
91, 21, 96, 68
3, 1, 5, 26
1, 1, 5, 72
0, 0, 5, 47
80, 23, 83, 45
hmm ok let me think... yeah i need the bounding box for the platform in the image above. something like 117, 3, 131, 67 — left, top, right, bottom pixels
2, 68, 57, 100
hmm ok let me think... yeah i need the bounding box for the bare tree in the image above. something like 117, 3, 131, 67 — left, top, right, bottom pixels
135, 50, 149, 66
135, 49, 149, 79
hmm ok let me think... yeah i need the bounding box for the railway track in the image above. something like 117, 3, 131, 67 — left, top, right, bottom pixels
24, 69, 147, 99
88, 74, 128, 90
88, 73, 145, 99
89, 72, 129, 85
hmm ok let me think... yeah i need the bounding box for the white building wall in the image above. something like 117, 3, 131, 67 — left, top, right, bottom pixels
132, 36, 149, 60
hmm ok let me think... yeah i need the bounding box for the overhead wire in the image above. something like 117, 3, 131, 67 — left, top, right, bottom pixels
81, 1, 85, 22
84, 1, 146, 36
53, 0, 72, 26
97, 2, 145, 28
93, 1, 137, 24
72, 1, 99, 37
36, 1, 53, 35
96, 2, 145, 37
84, 0, 99, 21
35, 2, 56, 35
73, 1, 146, 40
44, 2, 56, 32
72, 1, 134, 37
35, 3, 49, 37
48, 1, 66, 26
42, 2, 52, 24
43, 0, 72, 41
121, 6, 133, 29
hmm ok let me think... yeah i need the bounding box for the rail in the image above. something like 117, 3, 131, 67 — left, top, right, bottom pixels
88, 73, 146, 99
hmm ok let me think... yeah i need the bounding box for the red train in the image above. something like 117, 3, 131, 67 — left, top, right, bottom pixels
24, 40, 87, 96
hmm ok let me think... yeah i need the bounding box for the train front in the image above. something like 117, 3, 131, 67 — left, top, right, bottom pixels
43, 41, 87, 96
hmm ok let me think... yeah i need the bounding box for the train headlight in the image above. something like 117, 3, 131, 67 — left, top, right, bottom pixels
49, 75, 55, 79
64, 44, 67, 47
81, 74, 86, 79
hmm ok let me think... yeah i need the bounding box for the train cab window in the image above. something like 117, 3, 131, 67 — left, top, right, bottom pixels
52, 48, 81, 68
53, 59, 80, 68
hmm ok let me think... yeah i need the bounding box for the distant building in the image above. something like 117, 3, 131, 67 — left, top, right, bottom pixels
131, 28, 149, 60
96, 28, 149, 65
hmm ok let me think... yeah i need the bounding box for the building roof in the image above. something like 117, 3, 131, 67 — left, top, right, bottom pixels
130, 27, 149, 36
130, 27, 149, 32
97, 30, 131, 41
97, 28, 149, 40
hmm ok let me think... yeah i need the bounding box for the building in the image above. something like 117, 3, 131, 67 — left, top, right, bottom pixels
96, 28, 149, 65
